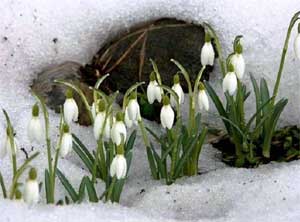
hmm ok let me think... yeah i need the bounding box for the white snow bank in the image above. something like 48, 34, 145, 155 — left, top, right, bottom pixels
0, 0, 299, 221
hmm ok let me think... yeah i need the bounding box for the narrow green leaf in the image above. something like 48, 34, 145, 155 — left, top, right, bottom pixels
72, 139, 94, 174
0, 170, 7, 198
83, 177, 98, 202
146, 146, 159, 179
125, 130, 137, 153
56, 169, 79, 202
44, 170, 51, 204
72, 134, 95, 163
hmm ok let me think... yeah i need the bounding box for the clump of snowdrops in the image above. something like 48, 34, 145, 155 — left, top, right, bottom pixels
0, 11, 299, 205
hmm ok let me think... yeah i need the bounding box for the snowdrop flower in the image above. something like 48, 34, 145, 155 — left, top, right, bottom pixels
111, 112, 127, 146
59, 124, 73, 158
0, 127, 18, 159
198, 82, 209, 111
63, 89, 79, 125
200, 32, 215, 66
24, 168, 39, 204
93, 100, 110, 140
294, 24, 300, 60
110, 153, 127, 180
160, 96, 175, 129
147, 72, 162, 104
231, 43, 245, 79
124, 107, 134, 128
170, 74, 184, 107
127, 92, 141, 122
27, 104, 43, 143
223, 64, 238, 96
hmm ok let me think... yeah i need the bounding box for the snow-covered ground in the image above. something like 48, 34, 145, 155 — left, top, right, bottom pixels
0, 0, 299, 221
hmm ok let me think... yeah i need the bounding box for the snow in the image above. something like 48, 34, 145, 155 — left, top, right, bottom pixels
0, 0, 299, 221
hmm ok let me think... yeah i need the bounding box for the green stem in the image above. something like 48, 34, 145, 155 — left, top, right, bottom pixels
106, 176, 117, 202
272, 12, 300, 104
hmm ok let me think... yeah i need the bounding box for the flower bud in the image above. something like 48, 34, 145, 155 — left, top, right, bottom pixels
110, 153, 127, 180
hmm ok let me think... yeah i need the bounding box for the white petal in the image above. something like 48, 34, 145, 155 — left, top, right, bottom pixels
124, 108, 133, 128
28, 117, 43, 143
111, 121, 127, 145
110, 156, 117, 177
128, 99, 140, 121
160, 105, 175, 129
171, 84, 184, 107
60, 133, 72, 158
24, 180, 39, 204
223, 72, 237, 96
198, 90, 209, 111
147, 81, 156, 104
201, 42, 215, 66
231, 54, 245, 79
295, 34, 300, 60
93, 112, 106, 140
115, 155, 127, 179
91, 102, 97, 120
63, 99, 79, 124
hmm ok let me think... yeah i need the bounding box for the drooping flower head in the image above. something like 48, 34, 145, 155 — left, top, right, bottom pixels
198, 82, 209, 111
110, 143, 127, 180
28, 103, 43, 143
231, 42, 245, 79
63, 89, 79, 125
111, 112, 127, 146
93, 100, 110, 140
200, 32, 215, 66
170, 74, 184, 107
160, 95, 175, 129
24, 168, 39, 204
223, 63, 238, 96
60, 123, 73, 158
147, 72, 162, 104
0, 127, 18, 159
127, 91, 141, 122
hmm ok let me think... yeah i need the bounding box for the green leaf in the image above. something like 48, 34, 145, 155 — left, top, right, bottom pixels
72, 134, 95, 163
146, 146, 159, 180
250, 74, 262, 127
72, 137, 94, 174
78, 178, 87, 203
56, 169, 79, 202
83, 176, 98, 202
0, 170, 7, 198
125, 130, 137, 153
112, 179, 126, 202
204, 82, 230, 132
174, 134, 199, 178
194, 127, 208, 163
262, 98, 288, 158
44, 169, 51, 204
146, 127, 164, 145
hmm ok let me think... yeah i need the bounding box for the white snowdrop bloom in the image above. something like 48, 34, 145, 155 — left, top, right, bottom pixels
160, 96, 175, 129
111, 112, 127, 146
27, 104, 43, 143
93, 100, 110, 140
0, 129, 18, 159
24, 168, 39, 204
127, 93, 141, 122
124, 107, 134, 128
294, 30, 300, 60
110, 154, 127, 179
223, 64, 238, 96
231, 50, 245, 79
60, 125, 73, 158
198, 83, 209, 111
170, 74, 184, 107
63, 89, 79, 125
147, 72, 162, 104
200, 32, 215, 66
